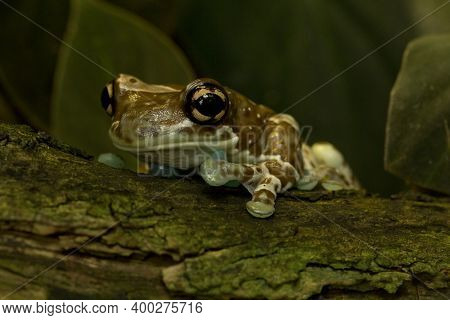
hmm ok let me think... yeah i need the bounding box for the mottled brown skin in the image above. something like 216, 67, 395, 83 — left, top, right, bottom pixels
109, 75, 290, 160
224, 91, 274, 155
224, 91, 304, 173
104, 74, 358, 218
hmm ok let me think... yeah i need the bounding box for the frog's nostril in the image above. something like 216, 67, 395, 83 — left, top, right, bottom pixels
101, 82, 114, 116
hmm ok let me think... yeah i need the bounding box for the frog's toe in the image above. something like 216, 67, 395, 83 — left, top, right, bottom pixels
246, 200, 275, 219
321, 180, 346, 191
199, 159, 228, 186
297, 178, 319, 190
98, 153, 125, 169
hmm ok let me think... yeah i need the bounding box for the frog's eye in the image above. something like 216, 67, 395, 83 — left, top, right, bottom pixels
101, 81, 114, 116
184, 79, 229, 124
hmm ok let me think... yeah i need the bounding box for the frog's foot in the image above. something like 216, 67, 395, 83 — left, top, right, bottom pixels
246, 175, 281, 218
298, 165, 351, 192
98, 153, 125, 169
308, 142, 360, 190
246, 200, 274, 218
321, 180, 347, 191
200, 158, 299, 218
199, 158, 243, 186
297, 174, 319, 190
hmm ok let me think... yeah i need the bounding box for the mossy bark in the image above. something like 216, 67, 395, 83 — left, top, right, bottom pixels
0, 123, 448, 299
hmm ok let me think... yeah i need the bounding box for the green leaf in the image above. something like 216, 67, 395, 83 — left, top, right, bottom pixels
410, 0, 450, 34
51, 0, 194, 166
0, 0, 69, 129
385, 34, 450, 195
106, 0, 188, 35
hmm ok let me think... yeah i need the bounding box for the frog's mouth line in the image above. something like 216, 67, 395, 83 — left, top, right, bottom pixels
111, 137, 238, 153
110, 124, 239, 153
110, 132, 239, 154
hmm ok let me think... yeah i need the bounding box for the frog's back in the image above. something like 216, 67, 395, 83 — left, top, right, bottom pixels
224, 89, 277, 160
224, 89, 304, 170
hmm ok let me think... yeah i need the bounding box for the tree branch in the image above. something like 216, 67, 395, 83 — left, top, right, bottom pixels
0, 123, 448, 299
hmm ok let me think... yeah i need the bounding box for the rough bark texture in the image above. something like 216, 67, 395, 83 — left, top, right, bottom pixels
0, 123, 448, 299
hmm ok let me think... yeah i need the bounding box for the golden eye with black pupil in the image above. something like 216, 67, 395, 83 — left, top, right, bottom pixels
184, 79, 229, 124
101, 81, 114, 116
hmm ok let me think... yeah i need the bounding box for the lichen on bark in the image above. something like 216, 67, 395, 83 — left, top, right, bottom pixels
0, 123, 448, 299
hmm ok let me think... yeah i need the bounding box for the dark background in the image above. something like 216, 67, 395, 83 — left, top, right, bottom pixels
1, 0, 449, 194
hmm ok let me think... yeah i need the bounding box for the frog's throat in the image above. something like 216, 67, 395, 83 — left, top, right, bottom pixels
109, 126, 239, 153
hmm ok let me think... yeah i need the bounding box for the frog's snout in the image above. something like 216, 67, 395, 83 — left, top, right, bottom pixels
101, 80, 115, 117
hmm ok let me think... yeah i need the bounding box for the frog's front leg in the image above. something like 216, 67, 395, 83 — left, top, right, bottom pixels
201, 113, 302, 218
200, 158, 298, 218
245, 160, 299, 218
245, 174, 281, 217
245, 114, 302, 217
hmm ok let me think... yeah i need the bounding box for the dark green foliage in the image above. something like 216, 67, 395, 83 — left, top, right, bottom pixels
0, 0, 69, 129
385, 34, 450, 195
0, 0, 449, 193
51, 0, 193, 158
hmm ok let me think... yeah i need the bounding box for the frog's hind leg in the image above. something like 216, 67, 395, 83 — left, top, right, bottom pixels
310, 142, 360, 190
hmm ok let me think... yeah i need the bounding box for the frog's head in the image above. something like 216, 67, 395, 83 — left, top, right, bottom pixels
101, 74, 238, 168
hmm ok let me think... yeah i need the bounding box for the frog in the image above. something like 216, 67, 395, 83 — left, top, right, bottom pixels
101, 74, 360, 218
